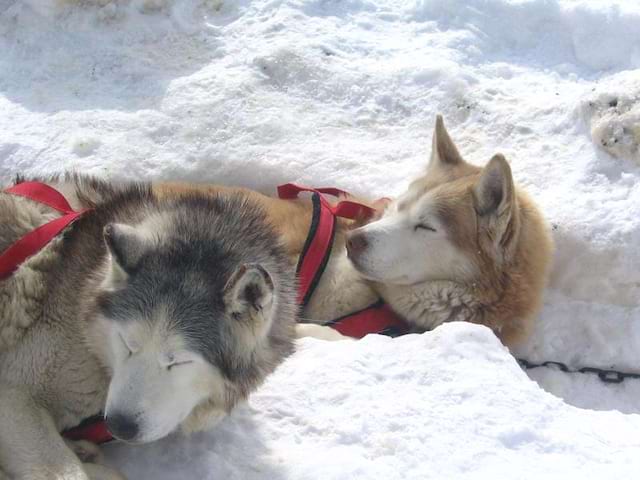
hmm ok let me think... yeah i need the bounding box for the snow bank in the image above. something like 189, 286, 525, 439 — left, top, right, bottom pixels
409, 0, 640, 71
2, 0, 640, 477
104, 324, 640, 479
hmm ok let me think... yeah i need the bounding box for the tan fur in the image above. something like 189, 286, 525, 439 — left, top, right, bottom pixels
378, 158, 553, 346
155, 116, 554, 348
0, 194, 66, 350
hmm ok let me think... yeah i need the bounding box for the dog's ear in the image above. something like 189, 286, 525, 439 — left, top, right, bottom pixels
103, 224, 146, 284
428, 115, 464, 170
224, 263, 275, 322
473, 154, 514, 216
473, 154, 520, 258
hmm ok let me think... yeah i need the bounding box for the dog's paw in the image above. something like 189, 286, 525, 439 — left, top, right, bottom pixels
180, 403, 227, 434
84, 463, 127, 480
296, 323, 352, 341
64, 439, 104, 465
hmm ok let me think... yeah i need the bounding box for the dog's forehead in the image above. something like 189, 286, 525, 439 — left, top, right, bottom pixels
396, 189, 438, 218
401, 159, 482, 203
397, 180, 454, 214
120, 305, 202, 352
396, 178, 477, 232
142, 242, 231, 285
397, 166, 454, 211
401, 176, 441, 204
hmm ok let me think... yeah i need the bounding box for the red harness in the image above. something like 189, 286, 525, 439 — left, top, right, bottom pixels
0, 181, 110, 443
1, 181, 408, 446
277, 183, 410, 338
0, 182, 90, 280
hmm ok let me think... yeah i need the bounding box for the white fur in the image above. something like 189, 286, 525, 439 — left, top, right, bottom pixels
304, 250, 378, 322
295, 323, 352, 341
348, 193, 475, 285
101, 311, 226, 444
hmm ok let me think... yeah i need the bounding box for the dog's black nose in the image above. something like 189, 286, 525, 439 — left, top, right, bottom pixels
346, 232, 368, 257
106, 413, 139, 441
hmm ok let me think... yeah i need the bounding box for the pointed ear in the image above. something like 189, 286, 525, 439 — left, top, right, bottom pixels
104, 223, 147, 275
473, 154, 520, 260
224, 264, 275, 322
473, 154, 515, 217
429, 115, 464, 169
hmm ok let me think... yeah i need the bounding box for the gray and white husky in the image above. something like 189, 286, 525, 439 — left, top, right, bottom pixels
0, 175, 297, 480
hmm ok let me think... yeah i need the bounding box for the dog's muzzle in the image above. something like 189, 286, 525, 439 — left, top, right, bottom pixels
106, 413, 140, 442
346, 231, 368, 260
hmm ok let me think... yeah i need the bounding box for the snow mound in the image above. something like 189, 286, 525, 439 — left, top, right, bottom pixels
104, 323, 640, 480
581, 71, 640, 164
22, 0, 218, 19
408, 0, 640, 71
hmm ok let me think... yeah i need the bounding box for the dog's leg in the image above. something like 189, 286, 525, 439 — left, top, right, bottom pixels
295, 323, 352, 341
83, 464, 126, 480
63, 440, 105, 466
0, 384, 124, 480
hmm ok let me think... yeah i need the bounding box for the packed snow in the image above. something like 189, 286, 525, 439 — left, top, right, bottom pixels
104, 325, 640, 479
1, 0, 639, 478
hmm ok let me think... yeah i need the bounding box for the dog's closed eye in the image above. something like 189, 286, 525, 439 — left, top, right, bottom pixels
119, 334, 133, 358
165, 354, 195, 371
414, 223, 437, 233
166, 360, 194, 371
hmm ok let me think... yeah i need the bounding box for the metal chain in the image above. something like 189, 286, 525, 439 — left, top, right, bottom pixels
517, 358, 640, 384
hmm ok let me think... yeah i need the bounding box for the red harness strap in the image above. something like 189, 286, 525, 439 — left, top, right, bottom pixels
0, 181, 111, 444
325, 300, 409, 339
278, 183, 377, 305
62, 415, 114, 444
277, 183, 410, 338
0, 182, 90, 280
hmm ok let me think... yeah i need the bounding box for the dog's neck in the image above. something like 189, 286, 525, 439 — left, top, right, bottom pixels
303, 246, 379, 322
374, 280, 482, 332
303, 242, 483, 332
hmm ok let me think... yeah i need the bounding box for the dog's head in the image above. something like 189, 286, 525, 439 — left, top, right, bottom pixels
94, 196, 296, 443
346, 115, 520, 286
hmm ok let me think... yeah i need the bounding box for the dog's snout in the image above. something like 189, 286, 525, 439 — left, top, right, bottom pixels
346, 232, 368, 257
106, 413, 139, 441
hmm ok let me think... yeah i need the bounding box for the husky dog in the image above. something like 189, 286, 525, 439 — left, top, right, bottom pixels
157, 116, 553, 347
0, 175, 296, 480
346, 118, 554, 346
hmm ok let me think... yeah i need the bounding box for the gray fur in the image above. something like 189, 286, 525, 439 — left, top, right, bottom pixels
0, 174, 297, 479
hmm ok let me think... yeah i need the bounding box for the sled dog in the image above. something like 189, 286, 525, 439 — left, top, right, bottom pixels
0, 175, 297, 479
156, 116, 554, 347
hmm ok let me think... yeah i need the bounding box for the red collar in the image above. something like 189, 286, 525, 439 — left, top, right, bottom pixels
277, 183, 410, 338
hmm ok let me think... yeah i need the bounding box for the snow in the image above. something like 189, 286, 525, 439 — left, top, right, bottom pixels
1, 0, 639, 478
582, 70, 640, 164
104, 325, 640, 479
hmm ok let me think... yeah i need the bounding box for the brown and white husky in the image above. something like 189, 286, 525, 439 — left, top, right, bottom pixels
156, 116, 554, 348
